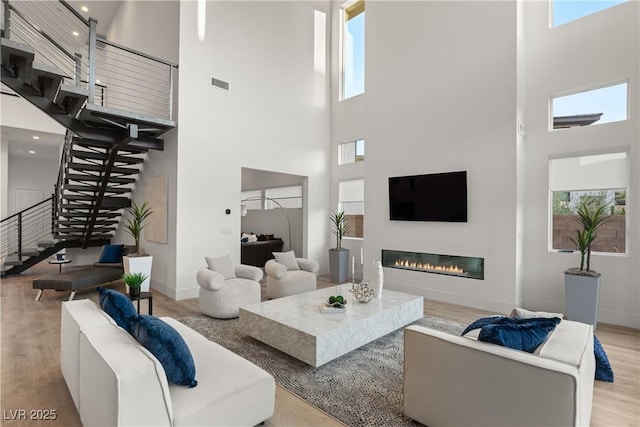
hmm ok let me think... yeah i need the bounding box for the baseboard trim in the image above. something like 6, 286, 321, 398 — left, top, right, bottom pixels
520, 297, 639, 329
385, 282, 519, 315
176, 286, 199, 301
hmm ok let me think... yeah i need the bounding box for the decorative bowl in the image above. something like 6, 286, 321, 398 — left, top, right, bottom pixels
326, 296, 347, 308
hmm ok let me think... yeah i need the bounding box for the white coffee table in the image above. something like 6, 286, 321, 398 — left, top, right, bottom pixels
239, 285, 424, 367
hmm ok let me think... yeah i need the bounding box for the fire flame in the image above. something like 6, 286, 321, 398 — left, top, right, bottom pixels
393, 259, 466, 275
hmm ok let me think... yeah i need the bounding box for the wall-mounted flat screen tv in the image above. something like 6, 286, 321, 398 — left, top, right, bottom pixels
388, 171, 467, 222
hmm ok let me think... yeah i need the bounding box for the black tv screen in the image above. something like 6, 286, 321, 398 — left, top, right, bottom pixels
389, 171, 467, 222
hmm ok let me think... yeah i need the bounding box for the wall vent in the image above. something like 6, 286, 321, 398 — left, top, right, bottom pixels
211, 77, 230, 91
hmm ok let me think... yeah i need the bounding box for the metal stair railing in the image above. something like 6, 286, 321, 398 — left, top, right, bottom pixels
54, 130, 73, 224
0, 197, 55, 262
2, 0, 177, 121
3, 0, 88, 88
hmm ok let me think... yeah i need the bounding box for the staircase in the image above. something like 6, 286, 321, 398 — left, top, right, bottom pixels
0, 0, 177, 276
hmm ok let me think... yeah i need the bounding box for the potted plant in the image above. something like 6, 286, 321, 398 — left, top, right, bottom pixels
123, 201, 153, 292
329, 211, 350, 284
122, 272, 148, 298
564, 201, 610, 328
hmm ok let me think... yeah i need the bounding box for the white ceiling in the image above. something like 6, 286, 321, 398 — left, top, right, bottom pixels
66, 0, 123, 35
3, 126, 64, 161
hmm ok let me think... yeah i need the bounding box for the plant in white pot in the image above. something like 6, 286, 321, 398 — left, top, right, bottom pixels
329, 211, 350, 284
123, 201, 153, 292
564, 201, 610, 328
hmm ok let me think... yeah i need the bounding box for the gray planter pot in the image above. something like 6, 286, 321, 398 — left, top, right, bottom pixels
329, 248, 350, 284
564, 272, 601, 329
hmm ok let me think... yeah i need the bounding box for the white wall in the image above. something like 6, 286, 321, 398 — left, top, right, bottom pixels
7, 156, 59, 214
173, 0, 331, 299
0, 95, 66, 135
364, 1, 519, 313
100, 0, 181, 294
105, 1, 179, 64
1, 95, 64, 218
522, 1, 639, 328
329, 2, 365, 280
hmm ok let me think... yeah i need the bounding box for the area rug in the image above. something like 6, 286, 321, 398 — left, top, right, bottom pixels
178, 315, 465, 427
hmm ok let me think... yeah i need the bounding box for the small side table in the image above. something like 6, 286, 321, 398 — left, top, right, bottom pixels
129, 292, 153, 315
49, 259, 72, 273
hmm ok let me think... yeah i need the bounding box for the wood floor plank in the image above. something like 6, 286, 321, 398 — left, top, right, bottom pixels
1, 267, 638, 426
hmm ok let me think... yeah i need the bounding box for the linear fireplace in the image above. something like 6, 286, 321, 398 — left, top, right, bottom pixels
382, 249, 484, 280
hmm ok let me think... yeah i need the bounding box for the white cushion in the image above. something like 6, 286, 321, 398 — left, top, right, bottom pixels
78, 323, 173, 427
163, 318, 275, 426
273, 250, 299, 270
61, 300, 115, 410
536, 320, 592, 366
510, 307, 564, 320
205, 255, 236, 279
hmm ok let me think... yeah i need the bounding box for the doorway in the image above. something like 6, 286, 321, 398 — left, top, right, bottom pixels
241, 167, 306, 257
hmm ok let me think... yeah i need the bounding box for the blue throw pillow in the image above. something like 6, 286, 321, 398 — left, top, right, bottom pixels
478, 317, 561, 353
98, 244, 124, 263
129, 315, 198, 388
594, 336, 614, 382
97, 287, 137, 333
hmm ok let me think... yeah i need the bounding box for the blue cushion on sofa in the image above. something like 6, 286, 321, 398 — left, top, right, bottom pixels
97, 287, 137, 333
98, 244, 124, 263
129, 315, 198, 388
478, 316, 561, 353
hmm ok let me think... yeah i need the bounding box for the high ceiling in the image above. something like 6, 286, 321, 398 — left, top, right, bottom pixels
66, 0, 123, 35
1, 1, 122, 161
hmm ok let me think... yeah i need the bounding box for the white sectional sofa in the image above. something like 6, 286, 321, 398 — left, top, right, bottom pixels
403, 319, 595, 427
61, 299, 275, 426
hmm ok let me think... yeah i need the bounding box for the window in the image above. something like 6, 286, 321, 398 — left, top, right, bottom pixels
265, 186, 302, 209
342, 0, 365, 100
241, 190, 262, 211
552, 83, 628, 130
550, 151, 628, 254
339, 179, 364, 238
339, 139, 365, 165
552, 0, 627, 27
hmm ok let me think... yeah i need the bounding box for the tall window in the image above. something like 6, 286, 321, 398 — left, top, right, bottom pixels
339, 179, 364, 238
339, 139, 365, 165
342, 0, 365, 100
552, 0, 627, 27
550, 151, 628, 254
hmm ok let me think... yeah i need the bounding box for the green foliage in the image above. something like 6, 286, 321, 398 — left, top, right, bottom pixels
330, 211, 350, 249
568, 202, 610, 272
125, 201, 153, 255
122, 272, 148, 289
552, 192, 574, 215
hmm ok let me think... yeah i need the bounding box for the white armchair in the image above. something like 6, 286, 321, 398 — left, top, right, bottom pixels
265, 257, 319, 299
196, 257, 263, 319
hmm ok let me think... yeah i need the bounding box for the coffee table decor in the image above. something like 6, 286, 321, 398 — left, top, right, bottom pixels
321, 295, 347, 313
239, 285, 423, 367
354, 282, 374, 303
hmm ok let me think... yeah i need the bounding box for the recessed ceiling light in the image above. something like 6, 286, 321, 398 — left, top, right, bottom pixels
81, 6, 88, 12
32, 136, 40, 139
72, 31, 79, 37
95, 79, 101, 83
28, 150, 36, 154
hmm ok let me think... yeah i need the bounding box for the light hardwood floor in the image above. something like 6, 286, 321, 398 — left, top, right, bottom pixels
1, 264, 638, 426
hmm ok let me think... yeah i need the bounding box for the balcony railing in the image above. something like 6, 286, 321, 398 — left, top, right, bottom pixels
2, 0, 176, 121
